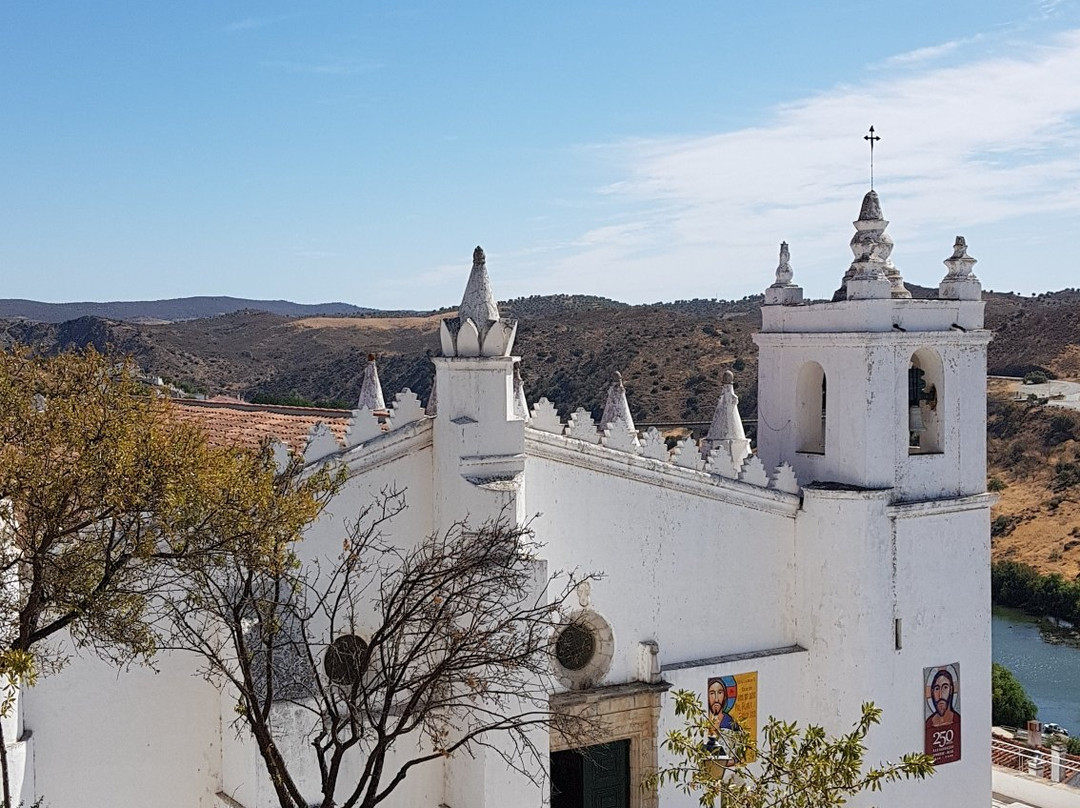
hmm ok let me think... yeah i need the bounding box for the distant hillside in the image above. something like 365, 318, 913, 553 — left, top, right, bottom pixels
984, 289, 1080, 378
0, 296, 380, 324
8, 287, 1080, 579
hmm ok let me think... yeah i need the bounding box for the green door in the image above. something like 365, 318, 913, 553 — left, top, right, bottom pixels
552, 740, 630, 808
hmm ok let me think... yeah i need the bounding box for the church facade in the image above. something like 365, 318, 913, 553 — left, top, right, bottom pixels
9, 189, 991, 807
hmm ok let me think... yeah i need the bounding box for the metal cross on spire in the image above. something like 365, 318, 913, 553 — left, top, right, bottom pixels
864, 125, 881, 190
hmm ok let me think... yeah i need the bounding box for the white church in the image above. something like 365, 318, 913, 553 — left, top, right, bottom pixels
6, 187, 991, 807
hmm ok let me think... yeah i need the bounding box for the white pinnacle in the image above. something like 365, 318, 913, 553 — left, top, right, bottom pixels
357, 354, 386, 412
700, 370, 751, 464
600, 372, 635, 433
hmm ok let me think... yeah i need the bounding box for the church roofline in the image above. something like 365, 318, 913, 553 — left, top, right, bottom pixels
338, 416, 433, 475
524, 427, 800, 517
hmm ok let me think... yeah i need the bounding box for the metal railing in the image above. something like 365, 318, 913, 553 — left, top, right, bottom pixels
992, 735, 1080, 785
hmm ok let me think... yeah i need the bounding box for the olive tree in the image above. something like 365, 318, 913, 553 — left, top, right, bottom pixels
0, 346, 339, 807
649, 690, 934, 808
161, 491, 596, 808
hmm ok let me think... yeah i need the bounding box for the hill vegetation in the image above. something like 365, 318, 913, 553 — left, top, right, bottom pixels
0, 296, 381, 324
2, 289, 1080, 577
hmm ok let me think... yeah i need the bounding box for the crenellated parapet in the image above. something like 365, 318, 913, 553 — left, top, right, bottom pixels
525, 395, 799, 495
304, 387, 434, 465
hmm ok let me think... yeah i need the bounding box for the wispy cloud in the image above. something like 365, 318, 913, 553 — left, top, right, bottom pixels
882, 35, 983, 67
263, 60, 383, 76
518, 29, 1080, 302
222, 14, 305, 33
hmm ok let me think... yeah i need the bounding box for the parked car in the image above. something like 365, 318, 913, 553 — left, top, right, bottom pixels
1044, 723, 1070, 737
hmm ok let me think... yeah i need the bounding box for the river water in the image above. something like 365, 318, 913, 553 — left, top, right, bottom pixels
993, 606, 1080, 732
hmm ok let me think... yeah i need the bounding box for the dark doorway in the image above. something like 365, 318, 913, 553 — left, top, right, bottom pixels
551, 739, 631, 808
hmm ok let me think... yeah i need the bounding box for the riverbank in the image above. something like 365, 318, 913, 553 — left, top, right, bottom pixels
993, 607, 1080, 733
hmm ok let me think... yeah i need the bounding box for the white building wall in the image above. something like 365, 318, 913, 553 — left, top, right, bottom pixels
26, 647, 222, 808
794, 487, 992, 808
658, 648, 810, 808
525, 453, 798, 683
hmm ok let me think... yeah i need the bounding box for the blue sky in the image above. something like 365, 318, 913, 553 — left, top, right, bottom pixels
4, 1, 1080, 309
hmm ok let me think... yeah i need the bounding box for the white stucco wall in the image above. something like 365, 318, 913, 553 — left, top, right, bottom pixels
794, 487, 992, 808
26, 647, 222, 808
658, 647, 810, 808
524, 446, 798, 684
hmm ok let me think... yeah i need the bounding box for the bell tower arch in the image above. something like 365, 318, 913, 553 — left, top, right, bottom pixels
753, 193, 991, 502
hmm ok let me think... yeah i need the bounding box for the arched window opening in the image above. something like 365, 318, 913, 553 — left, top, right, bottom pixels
796, 362, 826, 454
908, 349, 943, 454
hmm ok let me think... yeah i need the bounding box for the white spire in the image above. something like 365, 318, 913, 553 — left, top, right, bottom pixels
459, 246, 500, 335
938, 236, 982, 300
512, 362, 530, 422
439, 246, 518, 357
764, 241, 803, 305
599, 372, 635, 433
424, 372, 438, 416
700, 370, 751, 465
838, 190, 909, 301
357, 354, 386, 412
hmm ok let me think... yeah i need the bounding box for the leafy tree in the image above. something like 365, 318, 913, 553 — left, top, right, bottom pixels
648, 690, 933, 807
992, 663, 1037, 728
0, 346, 339, 808
161, 492, 596, 808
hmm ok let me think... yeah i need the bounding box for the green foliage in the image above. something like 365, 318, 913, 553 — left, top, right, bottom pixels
1025, 371, 1049, 385
647, 690, 933, 807
992, 663, 1038, 727
991, 515, 1019, 538
0, 346, 341, 673
987, 476, 1008, 492
1051, 461, 1080, 492
1046, 413, 1080, 447
1066, 737, 1080, 756
249, 392, 351, 410
992, 560, 1080, 624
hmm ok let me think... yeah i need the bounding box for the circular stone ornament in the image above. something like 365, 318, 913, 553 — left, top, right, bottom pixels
555, 623, 597, 671
552, 610, 614, 690
324, 634, 369, 686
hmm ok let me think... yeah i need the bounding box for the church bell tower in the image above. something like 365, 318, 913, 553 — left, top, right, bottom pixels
753, 191, 990, 502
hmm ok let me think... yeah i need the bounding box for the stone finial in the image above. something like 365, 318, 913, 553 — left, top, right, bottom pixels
512, 362, 530, 422
938, 235, 982, 300
460, 246, 499, 327
599, 371, 636, 434
836, 190, 910, 301
424, 372, 438, 416
357, 354, 386, 412
439, 246, 519, 357
776, 242, 792, 285
764, 241, 804, 305
700, 370, 751, 466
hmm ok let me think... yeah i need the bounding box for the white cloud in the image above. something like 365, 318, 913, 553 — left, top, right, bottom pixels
520, 29, 1080, 302
883, 40, 966, 66
222, 14, 305, 33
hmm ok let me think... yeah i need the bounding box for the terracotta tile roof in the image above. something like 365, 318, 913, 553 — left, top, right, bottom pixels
171, 399, 351, 454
